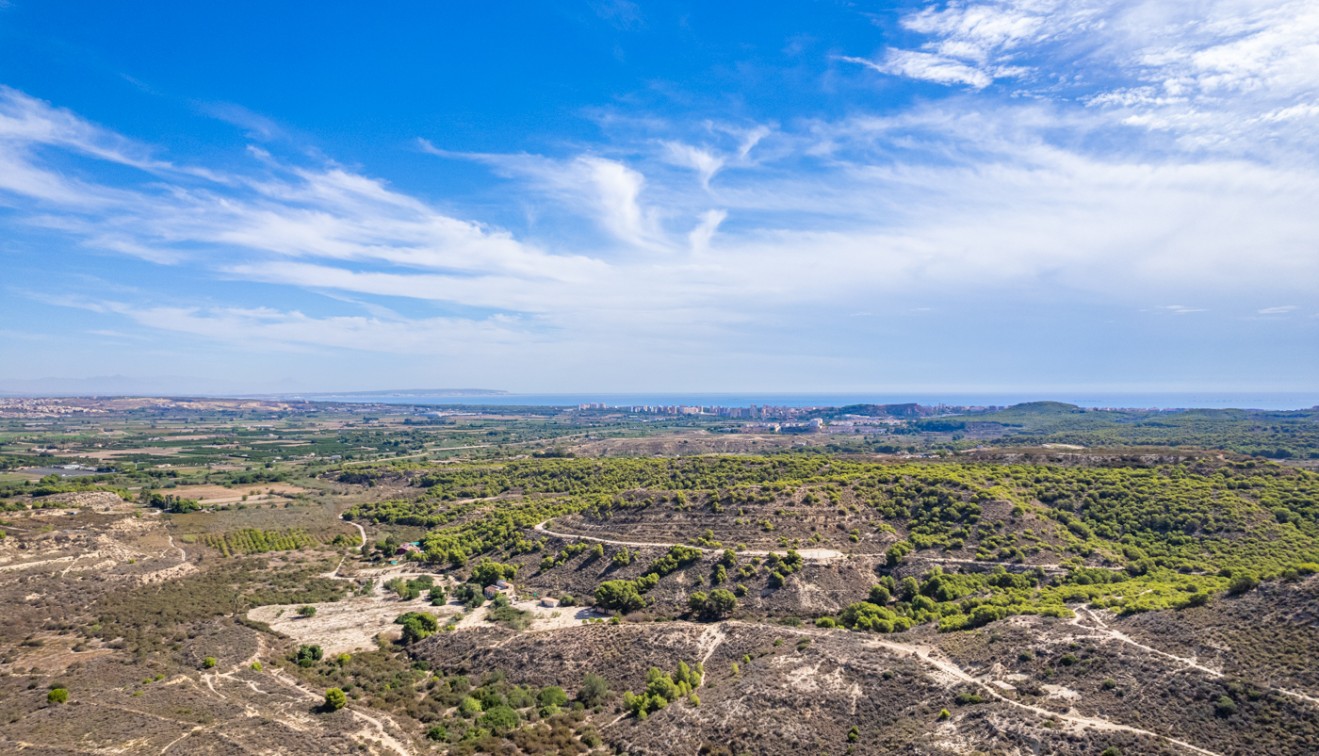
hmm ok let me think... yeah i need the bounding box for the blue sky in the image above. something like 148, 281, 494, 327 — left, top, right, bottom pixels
0, 1, 1316, 396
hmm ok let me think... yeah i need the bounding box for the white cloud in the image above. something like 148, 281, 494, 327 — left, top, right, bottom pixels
844, 0, 1099, 90
576, 155, 656, 249
3, 81, 1318, 371
687, 209, 726, 254
1159, 305, 1207, 315
198, 102, 285, 141
842, 51, 994, 89
857, 1, 1319, 158
1257, 305, 1297, 315
662, 141, 725, 187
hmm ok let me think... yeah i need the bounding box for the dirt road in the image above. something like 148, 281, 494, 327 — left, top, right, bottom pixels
533, 520, 844, 561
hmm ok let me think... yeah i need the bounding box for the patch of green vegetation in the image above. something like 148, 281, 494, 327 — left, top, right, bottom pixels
385, 575, 434, 600
200, 528, 321, 556
962, 403, 1319, 460
395, 611, 439, 643
621, 661, 703, 718
344, 454, 1319, 633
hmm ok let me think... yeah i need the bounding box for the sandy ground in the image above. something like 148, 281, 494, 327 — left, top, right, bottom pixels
249, 593, 459, 655
157, 482, 308, 505
249, 564, 607, 654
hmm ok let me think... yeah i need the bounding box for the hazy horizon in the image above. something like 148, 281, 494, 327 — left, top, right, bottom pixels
2, 380, 1316, 411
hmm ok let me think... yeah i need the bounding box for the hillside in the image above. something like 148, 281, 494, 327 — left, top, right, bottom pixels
3, 401, 1319, 754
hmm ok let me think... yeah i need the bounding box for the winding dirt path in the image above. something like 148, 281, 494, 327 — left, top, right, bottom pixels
720, 620, 1223, 756
1072, 606, 1319, 709
343, 516, 368, 554
172, 629, 415, 756
533, 520, 844, 561
867, 635, 1221, 756
906, 553, 1072, 572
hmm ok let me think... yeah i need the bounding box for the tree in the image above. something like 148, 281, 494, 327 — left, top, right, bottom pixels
458, 696, 483, 717
595, 580, 646, 612
454, 582, 485, 608
297, 605, 317, 618
887, 540, 913, 567
1215, 695, 1237, 717
47, 687, 69, 704
711, 564, 728, 585
395, 611, 439, 644
577, 673, 610, 708
538, 686, 568, 708
898, 576, 921, 601
688, 591, 708, 614
323, 687, 347, 711
294, 644, 323, 667
868, 585, 891, 605
478, 704, 519, 734
645, 667, 679, 702
202, 656, 217, 669
689, 588, 737, 620
471, 559, 518, 587
1227, 575, 1259, 595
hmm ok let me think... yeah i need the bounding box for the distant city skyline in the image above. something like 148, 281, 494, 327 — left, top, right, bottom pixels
1, 1, 1316, 394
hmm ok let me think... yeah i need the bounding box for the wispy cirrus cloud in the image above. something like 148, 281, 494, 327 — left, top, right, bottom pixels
1159, 305, 1207, 315
840, 51, 996, 89
857, 0, 1319, 158
2, 0, 1318, 392
842, 0, 1092, 90
5, 81, 1319, 356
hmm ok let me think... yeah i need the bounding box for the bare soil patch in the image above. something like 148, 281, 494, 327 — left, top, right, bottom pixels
164, 482, 309, 505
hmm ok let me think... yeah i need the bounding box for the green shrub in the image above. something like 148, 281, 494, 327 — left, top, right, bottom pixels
538, 686, 568, 708
1227, 575, 1260, 595
294, 644, 323, 667
595, 580, 646, 612
688, 588, 737, 620
323, 687, 347, 711
478, 704, 519, 734
1215, 695, 1237, 717
578, 673, 610, 707
395, 611, 439, 643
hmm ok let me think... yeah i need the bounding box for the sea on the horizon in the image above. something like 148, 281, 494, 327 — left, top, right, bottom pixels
304, 392, 1319, 412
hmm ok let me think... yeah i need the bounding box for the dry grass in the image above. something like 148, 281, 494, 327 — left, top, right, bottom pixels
162, 482, 308, 505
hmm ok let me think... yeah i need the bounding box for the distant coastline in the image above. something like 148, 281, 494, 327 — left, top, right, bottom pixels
2, 389, 1314, 411
296, 391, 1319, 412
277, 388, 509, 399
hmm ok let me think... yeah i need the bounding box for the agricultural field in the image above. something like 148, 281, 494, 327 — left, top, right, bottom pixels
0, 398, 1317, 754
